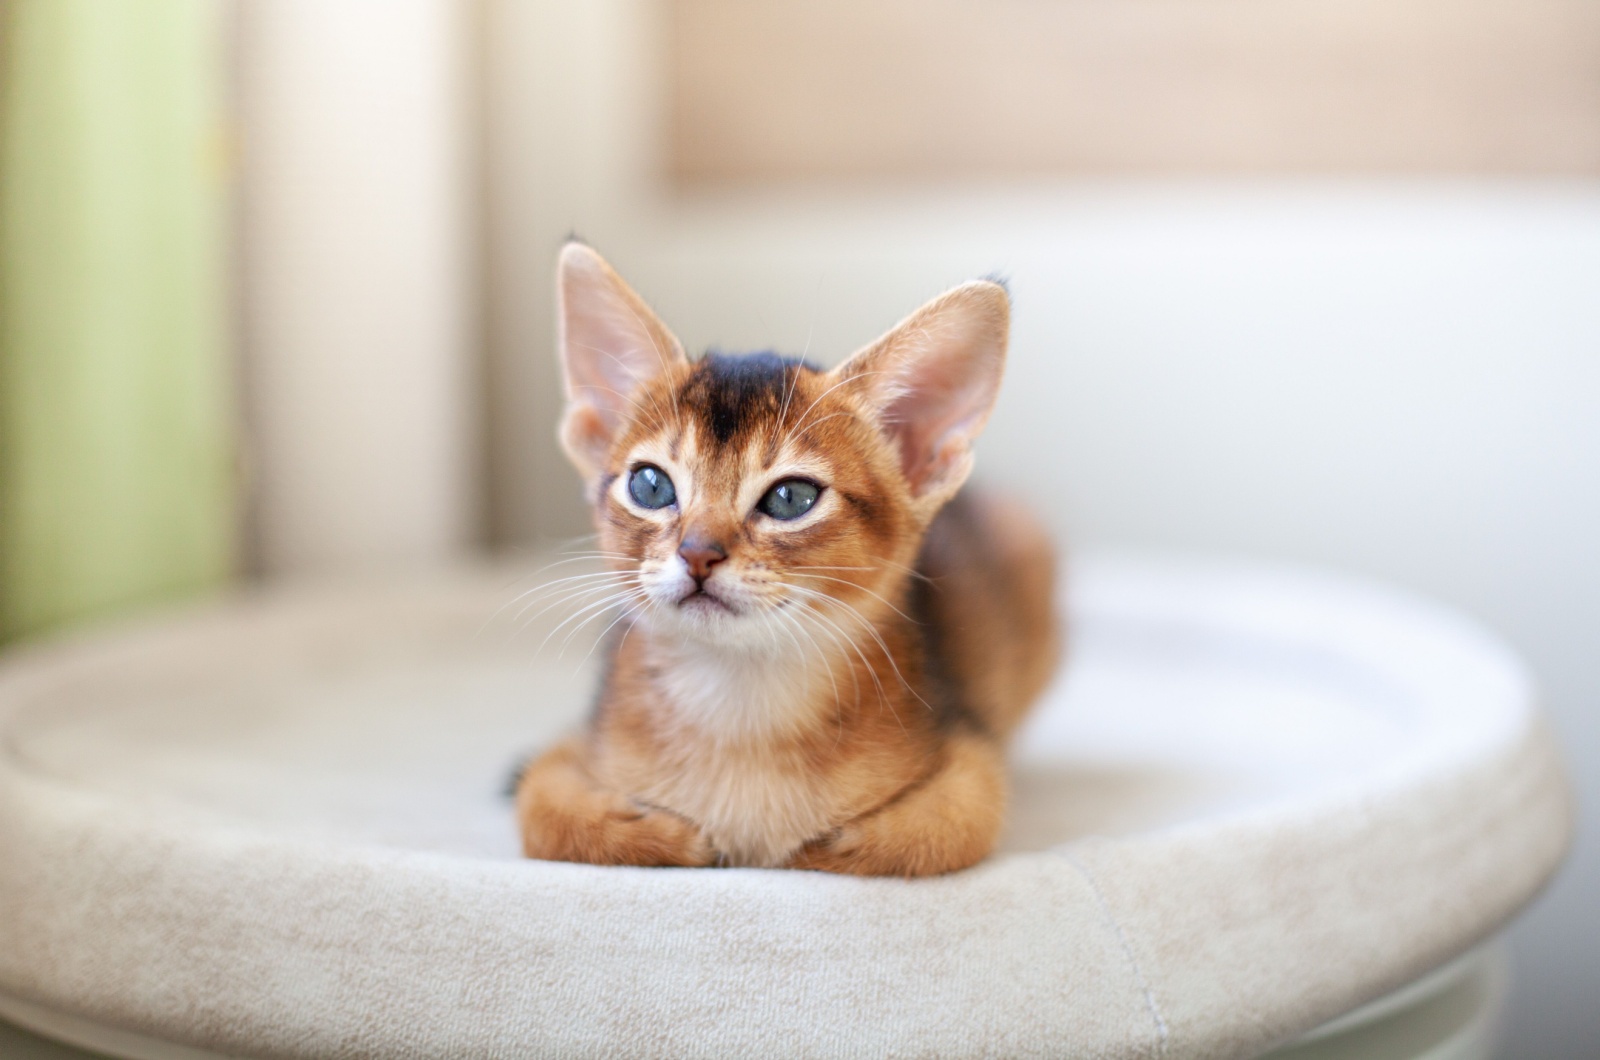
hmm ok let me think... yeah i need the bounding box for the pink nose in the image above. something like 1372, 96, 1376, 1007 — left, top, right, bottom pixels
678, 537, 727, 582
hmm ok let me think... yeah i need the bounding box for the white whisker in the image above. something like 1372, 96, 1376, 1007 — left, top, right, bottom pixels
782, 570, 917, 624
785, 582, 931, 715
782, 368, 891, 450
512, 572, 635, 624
790, 589, 895, 723
512, 579, 637, 637
558, 588, 651, 658
577, 594, 650, 666
536, 586, 643, 657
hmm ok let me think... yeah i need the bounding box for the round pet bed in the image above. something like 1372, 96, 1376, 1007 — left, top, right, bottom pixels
0, 555, 1571, 1059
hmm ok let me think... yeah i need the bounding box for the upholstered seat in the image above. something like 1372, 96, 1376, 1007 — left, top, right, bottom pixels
0, 555, 1570, 1059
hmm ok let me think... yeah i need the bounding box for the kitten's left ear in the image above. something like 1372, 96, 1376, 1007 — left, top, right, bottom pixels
834, 280, 1009, 513
556, 242, 687, 480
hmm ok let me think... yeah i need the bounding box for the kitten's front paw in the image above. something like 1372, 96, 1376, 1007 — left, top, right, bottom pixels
610, 801, 716, 868
786, 825, 866, 874
517, 775, 714, 867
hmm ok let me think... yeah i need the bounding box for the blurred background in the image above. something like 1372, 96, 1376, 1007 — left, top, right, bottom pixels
1, 0, 1596, 1056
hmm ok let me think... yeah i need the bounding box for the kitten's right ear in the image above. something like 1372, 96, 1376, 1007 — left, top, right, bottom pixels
556, 242, 686, 480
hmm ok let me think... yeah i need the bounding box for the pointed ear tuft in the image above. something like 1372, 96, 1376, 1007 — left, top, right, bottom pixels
834, 280, 1009, 509
556, 243, 685, 479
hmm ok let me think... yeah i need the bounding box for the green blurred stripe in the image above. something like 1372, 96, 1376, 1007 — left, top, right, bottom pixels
0, 0, 235, 642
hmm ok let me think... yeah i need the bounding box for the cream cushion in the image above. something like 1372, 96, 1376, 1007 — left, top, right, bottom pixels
0, 555, 1571, 1059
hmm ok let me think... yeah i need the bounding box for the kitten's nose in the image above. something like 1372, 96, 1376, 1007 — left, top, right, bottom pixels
677, 536, 728, 583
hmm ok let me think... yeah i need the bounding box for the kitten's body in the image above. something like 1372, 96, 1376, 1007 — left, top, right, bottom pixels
516, 246, 1059, 876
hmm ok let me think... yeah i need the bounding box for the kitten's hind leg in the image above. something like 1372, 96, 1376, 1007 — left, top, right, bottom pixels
515, 739, 714, 867
787, 732, 1006, 877
918, 490, 1062, 740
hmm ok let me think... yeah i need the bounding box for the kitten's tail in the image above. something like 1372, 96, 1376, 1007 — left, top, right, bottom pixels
915, 489, 1063, 741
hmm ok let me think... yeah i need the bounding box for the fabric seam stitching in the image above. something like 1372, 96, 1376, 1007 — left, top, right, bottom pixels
1059, 849, 1170, 1057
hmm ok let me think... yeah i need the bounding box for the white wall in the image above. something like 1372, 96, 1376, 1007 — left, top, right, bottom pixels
484, 4, 1599, 1054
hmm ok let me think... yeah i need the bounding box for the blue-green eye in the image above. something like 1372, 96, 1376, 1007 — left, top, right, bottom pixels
758, 479, 820, 520
628, 465, 676, 509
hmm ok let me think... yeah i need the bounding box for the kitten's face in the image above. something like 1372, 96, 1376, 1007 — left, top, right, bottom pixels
555, 244, 1008, 648
594, 354, 912, 645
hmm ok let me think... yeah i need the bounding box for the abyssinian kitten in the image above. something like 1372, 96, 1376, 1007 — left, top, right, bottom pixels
515, 243, 1060, 877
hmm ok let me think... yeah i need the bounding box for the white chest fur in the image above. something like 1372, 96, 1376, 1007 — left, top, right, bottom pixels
653, 640, 823, 742
642, 641, 840, 867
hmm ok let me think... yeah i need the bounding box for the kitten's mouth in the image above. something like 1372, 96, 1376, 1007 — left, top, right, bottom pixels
678, 587, 734, 614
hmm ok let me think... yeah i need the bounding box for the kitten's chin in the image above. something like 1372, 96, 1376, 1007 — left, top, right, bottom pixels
645, 598, 784, 650
678, 590, 734, 616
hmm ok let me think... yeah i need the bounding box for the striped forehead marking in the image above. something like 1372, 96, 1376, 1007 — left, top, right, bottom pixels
678, 351, 820, 447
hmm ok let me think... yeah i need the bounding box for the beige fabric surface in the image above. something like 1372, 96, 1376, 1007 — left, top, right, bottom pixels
0, 555, 1572, 1059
